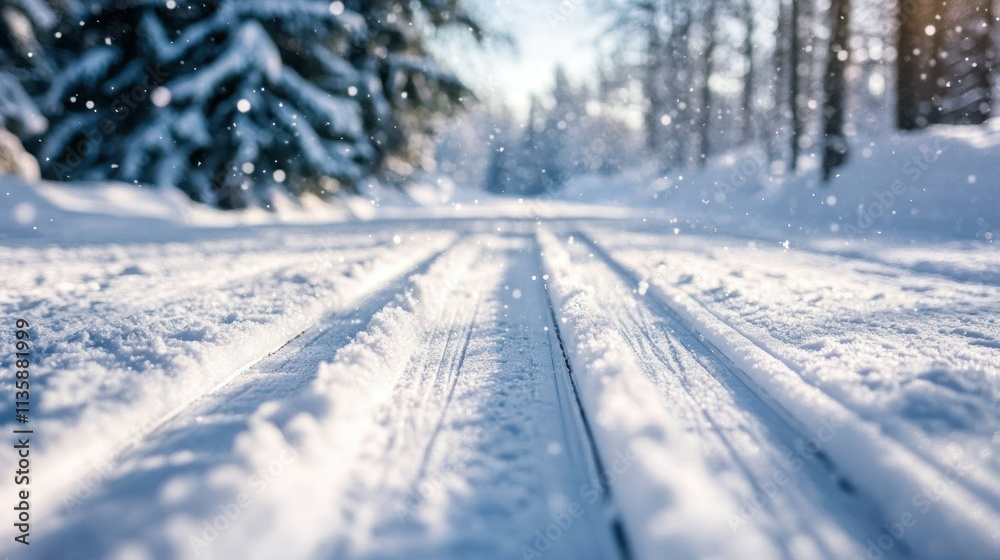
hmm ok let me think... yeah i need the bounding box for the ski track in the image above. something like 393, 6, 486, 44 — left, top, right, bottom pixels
553, 231, 887, 559
0, 228, 456, 532
23, 239, 457, 559
327, 234, 621, 560
577, 225, 1000, 506
588, 223, 1000, 288
572, 225, 1000, 559
2, 218, 998, 559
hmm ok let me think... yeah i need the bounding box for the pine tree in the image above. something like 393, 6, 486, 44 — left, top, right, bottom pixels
0, 0, 60, 137
518, 97, 550, 196
927, 1, 993, 125
37, 0, 480, 207
355, 0, 482, 181
542, 67, 577, 185
483, 111, 516, 195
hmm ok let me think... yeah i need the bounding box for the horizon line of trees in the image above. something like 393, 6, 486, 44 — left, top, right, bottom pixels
479, 0, 996, 196
618, 0, 995, 180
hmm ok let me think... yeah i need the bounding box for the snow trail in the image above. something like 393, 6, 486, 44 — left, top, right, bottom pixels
573, 227, 1000, 559
545, 229, 891, 559
0, 229, 455, 540
2, 217, 998, 559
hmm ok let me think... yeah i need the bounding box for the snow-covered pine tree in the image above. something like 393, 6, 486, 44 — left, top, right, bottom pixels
481, 67, 641, 196
0, 0, 61, 137
356, 0, 480, 182
517, 96, 557, 196
482, 110, 517, 195
38, 0, 480, 207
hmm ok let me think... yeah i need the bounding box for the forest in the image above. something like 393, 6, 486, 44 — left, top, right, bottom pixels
0, 0, 996, 206
477, 0, 996, 195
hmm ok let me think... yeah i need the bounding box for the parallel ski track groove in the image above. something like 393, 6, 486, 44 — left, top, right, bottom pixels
363, 242, 486, 501
573, 229, 912, 558
538, 239, 635, 560
93, 241, 459, 480
414, 297, 483, 482
603, 258, 841, 559
577, 227, 999, 516
604, 224, 998, 287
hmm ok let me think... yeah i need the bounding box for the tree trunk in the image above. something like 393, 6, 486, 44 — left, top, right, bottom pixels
768, 0, 791, 163
643, 1, 665, 155
927, 4, 949, 124
984, 0, 995, 119
896, 0, 932, 129
789, 0, 802, 171
822, 0, 851, 181
698, 3, 717, 168
667, 1, 692, 169
742, 0, 755, 143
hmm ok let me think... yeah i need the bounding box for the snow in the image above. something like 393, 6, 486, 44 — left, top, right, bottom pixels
576, 227, 1000, 558
538, 228, 782, 559
1, 178, 359, 242
169, 21, 281, 103
0, 74, 47, 135
0, 213, 454, 546
563, 119, 1000, 243
1, 118, 999, 559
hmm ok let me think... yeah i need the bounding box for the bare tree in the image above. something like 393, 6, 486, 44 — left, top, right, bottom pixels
698, 2, 717, 167
666, 0, 693, 169
639, 0, 667, 155
741, 0, 756, 143
789, 0, 803, 171
822, 0, 851, 181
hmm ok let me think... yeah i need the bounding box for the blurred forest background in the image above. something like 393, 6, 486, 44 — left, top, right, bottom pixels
0, 0, 997, 207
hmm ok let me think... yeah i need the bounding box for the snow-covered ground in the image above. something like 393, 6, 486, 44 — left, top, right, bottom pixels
1, 122, 998, 559
564, 119, 1000, 244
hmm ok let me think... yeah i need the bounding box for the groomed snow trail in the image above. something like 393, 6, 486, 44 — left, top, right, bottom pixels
2, 218, 998, 560
540, 229, 882, 559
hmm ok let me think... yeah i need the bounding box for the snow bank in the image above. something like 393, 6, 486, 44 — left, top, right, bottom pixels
0, 177, 353, 241
537, 228, 778, 560
563, 119, 1000, 243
